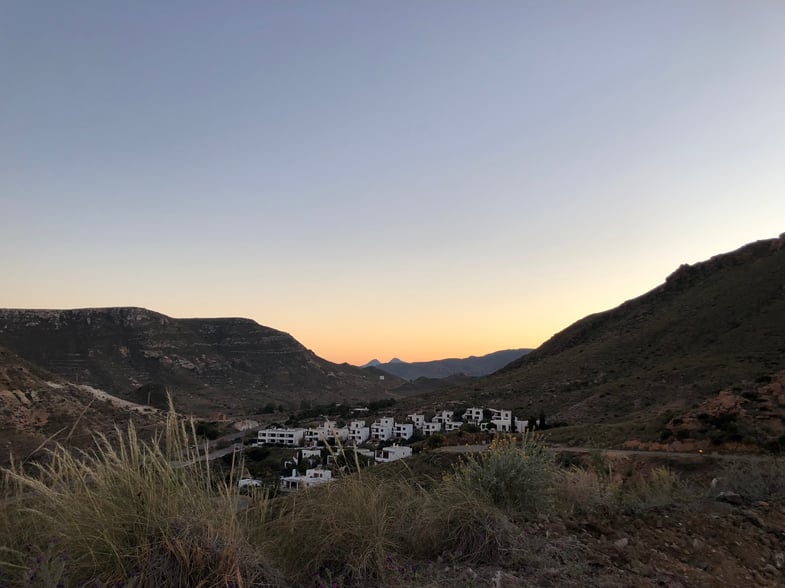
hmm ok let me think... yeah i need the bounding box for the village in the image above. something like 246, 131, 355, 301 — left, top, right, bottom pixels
244, 407, 537, 492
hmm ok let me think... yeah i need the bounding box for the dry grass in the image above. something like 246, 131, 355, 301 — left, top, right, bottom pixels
0, 408, 275, 587
713, 457, 785, 501
4, 416, 744, 588
265, 474, 417, 585
554, 455, 686, 516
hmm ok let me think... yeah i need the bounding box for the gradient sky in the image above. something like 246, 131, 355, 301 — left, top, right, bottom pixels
2, 1, 784, 365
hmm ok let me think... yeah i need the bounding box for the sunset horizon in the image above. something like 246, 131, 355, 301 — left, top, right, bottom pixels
3, 1, 784, 367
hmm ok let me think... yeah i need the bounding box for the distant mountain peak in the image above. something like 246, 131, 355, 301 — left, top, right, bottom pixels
367, 349, 531, 380
361, 359, 381, 367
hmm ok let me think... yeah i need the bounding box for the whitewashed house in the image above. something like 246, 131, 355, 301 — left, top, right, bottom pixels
433, 410, 454, 424
489, 409, 513, 432
393, 422, 414, 440
370, 417, 395, 441
375, 444, 413, 463
256, 427, 305, 446
348, 420, 370, 444
279, 468, 333, 492
515, 418, 529, 433
444, 420, 463, 432
422, 421, 443, 436
304, 421, 349, 446
407, 414, 426, 430
300, 448, 323, 461
462, 408, 484, 425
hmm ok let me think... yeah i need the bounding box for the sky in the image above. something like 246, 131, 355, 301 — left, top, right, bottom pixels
2, 1, 784, 365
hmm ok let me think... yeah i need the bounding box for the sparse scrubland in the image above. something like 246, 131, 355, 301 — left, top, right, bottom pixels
2, 414, 785, 587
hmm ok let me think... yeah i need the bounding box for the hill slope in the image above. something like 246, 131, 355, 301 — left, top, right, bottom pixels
0, 307, 392, 415
0, 345, 162, 464
367, 349, 531, 380
464, 234, 785, 443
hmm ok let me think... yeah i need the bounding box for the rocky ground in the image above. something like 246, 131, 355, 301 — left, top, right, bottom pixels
391, 454, 785, 588
398, 501, 783, 587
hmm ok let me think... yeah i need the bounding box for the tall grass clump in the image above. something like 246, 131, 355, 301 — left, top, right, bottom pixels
265, 462, 418, 585
409, 434, 554, 563
555, 466, 619, 515
618, 466, 684, 513
0, 407, 274, 587
555, 459, 686, 516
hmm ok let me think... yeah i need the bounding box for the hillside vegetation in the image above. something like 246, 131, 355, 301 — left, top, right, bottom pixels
2, 415, 784, 587
425, 234, 785, 449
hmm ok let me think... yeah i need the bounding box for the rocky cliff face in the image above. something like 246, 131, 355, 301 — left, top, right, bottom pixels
0, 307, 389, 415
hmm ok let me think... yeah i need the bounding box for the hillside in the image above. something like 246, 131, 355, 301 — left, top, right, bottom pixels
0, 307, 393, 416
457, 234, 785, 447
364, 348, 531, 380
0, 346, 162, 464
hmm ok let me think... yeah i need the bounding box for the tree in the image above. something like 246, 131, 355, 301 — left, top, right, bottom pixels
424, 433, 445, 451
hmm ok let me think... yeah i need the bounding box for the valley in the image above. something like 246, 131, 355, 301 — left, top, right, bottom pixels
2, 233, 785, 587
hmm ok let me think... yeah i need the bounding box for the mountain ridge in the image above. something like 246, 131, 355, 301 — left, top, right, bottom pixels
458, 233, 785, 446
0, 307, 393, 415
366, 349, 532, 380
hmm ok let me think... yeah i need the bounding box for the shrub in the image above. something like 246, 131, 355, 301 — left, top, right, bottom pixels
407, 435, 553, 564
443, 434, 555, 517
423, 433, 445, 451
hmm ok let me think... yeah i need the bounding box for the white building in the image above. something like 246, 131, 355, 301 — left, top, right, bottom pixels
515, 418, 529, 433
489, 409, 513, 432
433, 410, 454, 424
304, 421, 349, 446
348, 420, 370, 444
371, 417, 395, 441
422, 421, 443, 436
393, 423, 414, 440
444, 420, 463, 432
279, 468, 333, 492
300, 448, 323, 461
375, 444, 413, 463
462, 408, 484, 425
256, 427, 305, 446
407, 414, 426, 429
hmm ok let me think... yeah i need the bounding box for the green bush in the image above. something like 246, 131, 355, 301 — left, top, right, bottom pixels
444, 434, 555, 517
423, 433, 445, 451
